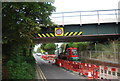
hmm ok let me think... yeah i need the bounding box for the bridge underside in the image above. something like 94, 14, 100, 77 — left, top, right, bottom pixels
33, 34, 120, 43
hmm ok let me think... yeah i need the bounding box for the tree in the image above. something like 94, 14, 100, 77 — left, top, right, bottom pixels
60, 43, 67, 53
60, 42, 90, 53
36, 47, 41, 53
2, 2, 56, 79
44, 43, 56, 54
77, 42, 90, 51
2, 2, 56, 56
40, 44, 46, 51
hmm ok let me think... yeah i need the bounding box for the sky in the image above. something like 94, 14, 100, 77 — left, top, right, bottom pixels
53, 0, 119, 12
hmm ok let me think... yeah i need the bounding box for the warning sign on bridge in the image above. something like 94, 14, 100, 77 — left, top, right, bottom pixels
55, 28, 64, 36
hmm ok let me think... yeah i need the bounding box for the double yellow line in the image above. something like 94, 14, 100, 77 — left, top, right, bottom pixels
36, 64, 47, 81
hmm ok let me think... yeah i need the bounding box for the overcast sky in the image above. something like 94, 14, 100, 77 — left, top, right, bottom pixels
53, 0, 120, 12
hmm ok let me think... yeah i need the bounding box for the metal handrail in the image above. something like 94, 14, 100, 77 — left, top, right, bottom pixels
52, 14, 120, 18
52, 9, 120, 14
51, 9, 120, 26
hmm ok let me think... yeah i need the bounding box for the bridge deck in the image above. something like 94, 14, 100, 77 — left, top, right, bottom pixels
33, 34, 120, 43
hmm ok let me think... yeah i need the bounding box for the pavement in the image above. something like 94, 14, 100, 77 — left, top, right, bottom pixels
33, 54, 87, 80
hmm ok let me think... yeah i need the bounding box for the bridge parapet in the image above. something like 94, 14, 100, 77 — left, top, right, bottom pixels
50, 9, 120, 25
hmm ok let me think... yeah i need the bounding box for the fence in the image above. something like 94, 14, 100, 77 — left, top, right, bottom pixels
79, 51, 120, 63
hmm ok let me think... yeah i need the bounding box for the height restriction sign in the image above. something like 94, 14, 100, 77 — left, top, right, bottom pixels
55, 28, 64, 36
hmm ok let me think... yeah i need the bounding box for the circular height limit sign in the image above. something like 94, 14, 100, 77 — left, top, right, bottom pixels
55, 28, 64, 36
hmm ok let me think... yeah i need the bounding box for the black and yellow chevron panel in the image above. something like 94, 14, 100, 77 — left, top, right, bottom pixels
64, 32, 82, 36
37, 32, 82, 37
38, 33, 54, 37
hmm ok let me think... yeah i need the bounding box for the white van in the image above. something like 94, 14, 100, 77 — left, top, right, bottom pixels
36, 53, 42, 56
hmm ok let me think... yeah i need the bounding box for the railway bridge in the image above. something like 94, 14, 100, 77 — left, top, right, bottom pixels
33, 9, 120, 43
33, 9, 120, 80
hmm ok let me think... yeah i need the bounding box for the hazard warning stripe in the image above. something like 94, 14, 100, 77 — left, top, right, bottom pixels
42, 34, 46, 37
37, 32, 82, 37
64, 32, 69, 36
68, 32, 74, 36
64, 32, 82, 36
73, 32, 78, 36
77, 32, 82, 35
38, 34, 42, 37
50, 33, 54, 37
46, 33, 50, 37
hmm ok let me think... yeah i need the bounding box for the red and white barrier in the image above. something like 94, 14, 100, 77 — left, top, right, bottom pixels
99, 66, 120, 79
55, 59, 100, 79
41, 54, 56, 61
55, 58, 120, 80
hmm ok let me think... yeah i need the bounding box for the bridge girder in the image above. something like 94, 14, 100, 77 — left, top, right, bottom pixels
33, 34, 120, 43
33, 22, 120, 43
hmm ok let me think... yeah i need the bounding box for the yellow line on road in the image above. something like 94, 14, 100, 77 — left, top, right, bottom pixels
36, 67, 43, 79
37, 64, 47, 81
38, 65, 47, 81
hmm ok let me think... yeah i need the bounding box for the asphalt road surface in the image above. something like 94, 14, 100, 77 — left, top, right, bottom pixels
33, 54, 87, 80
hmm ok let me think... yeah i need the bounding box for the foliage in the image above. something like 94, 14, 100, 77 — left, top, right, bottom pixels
60, 43, 67, 53
67, 42, 73, 47
60, 43, 66, 49
2, 2, 56, 56
36, 46, 42, 53
6, 55, 35, 79
40, 43, 56, 54
2, 2, 56, 79
2, 2, 56, 43
67, 42, 90, 51
95, 43, 104, 51
40, 44, 46, 51
92, 40, 120, 60
44, 43, 56, 54
78, 42, 91, 51
95, 40, 120, 52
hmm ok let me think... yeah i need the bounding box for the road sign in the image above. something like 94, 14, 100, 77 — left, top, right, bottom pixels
55, 28, 64, 36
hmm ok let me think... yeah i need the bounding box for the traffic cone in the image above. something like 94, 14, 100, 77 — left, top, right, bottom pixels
88, 71, 93, 80
52, 59, 55, 64
49, 61, 50, 63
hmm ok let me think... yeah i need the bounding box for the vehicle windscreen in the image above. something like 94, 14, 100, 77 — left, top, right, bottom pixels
72, 49, 77, 55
